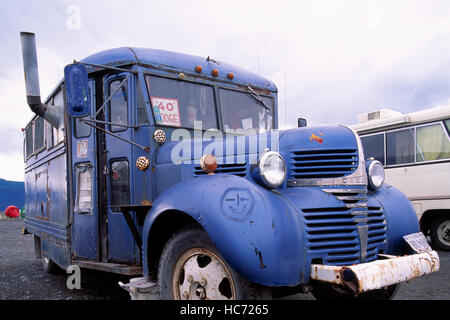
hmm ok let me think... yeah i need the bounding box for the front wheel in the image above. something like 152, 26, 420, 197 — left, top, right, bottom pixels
311, 281, 399, 300
157, 224, 267, 300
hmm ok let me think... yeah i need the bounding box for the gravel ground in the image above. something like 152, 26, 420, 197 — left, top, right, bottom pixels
0, 219, 448, 300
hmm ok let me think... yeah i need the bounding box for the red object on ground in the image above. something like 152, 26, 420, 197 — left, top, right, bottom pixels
5, 205, 20, 218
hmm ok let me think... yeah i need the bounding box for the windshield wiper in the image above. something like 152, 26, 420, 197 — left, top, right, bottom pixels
247, 86, 270, 110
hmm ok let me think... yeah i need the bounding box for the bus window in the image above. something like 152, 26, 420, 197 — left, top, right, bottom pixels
34, 116, 44, 152
25, 125, 33, 158
416, 123, 450, 162
386, 129, 415, 165
146, 75, 217, 130
445, 119, 450, 133
53, 89, 65, 144
360, 134, 385, 165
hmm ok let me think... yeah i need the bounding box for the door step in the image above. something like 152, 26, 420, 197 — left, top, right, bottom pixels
74, 260, 143, 275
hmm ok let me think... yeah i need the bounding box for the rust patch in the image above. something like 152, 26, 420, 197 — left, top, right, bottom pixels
253, 247, 267, 269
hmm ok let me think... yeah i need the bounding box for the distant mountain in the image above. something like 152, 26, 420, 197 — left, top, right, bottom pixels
0, 179, 25, 211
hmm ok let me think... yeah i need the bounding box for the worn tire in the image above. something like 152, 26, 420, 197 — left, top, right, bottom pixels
430, 215, 450, 251
157, 224, 268, 300
311, 281, 399, 300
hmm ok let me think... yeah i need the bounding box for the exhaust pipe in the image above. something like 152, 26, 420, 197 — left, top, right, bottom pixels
20, 32, 61, 128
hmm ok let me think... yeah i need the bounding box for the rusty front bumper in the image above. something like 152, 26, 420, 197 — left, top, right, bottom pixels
310, 250, 440, 293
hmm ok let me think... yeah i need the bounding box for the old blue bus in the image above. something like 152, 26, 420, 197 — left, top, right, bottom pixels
20, 32, 439, 300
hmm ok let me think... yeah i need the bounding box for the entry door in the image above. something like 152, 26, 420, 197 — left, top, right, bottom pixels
72, 80, 99, 260
104, 74, 137, 263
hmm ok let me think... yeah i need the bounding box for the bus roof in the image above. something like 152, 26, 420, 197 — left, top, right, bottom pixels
81, 47, 277, 92
351, 105, 450, 134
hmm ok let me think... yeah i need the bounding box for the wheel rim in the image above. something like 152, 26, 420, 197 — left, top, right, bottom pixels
437, 220, 450, 246
172, 248, 236, 300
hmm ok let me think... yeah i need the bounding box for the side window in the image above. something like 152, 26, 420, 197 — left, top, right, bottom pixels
33, 116, 45, 152
445, 119, 450, 133
46, 120, 54, 149
109, 79, 128, 132
137, 83, 149, 125
416, 123, 450, 162
386, 129, 415, 165
360, 134, 385, 165
110, 160, 129, 211
146, 75, 217, 130
53, 89, 65, 144
25, 124, 33, 158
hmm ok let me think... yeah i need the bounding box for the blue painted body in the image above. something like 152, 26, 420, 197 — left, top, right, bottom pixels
23, 47, 419, 287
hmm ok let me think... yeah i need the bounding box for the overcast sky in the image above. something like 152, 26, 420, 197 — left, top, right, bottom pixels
1, 0, 450, 181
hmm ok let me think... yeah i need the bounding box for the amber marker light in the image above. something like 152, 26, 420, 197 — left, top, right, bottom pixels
200, 154, 218, 174
211, 69, 219, 77
227, 72, 234, 80
195, 65, 202, 73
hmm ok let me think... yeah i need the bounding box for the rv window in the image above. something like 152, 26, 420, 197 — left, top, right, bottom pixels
146, 75, 217, 130
360, 134, 385, 165
386, 129, 415, 165
110, 160, 129, 211
416, 123, 450, 162
109, 79, 128, 132
219, 88, 273, 133
445, 119, 450, 133
33, 116, 44, 151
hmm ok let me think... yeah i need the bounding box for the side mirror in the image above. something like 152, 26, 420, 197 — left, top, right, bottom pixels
64, 63, 90, 118
298, 118, 307, 128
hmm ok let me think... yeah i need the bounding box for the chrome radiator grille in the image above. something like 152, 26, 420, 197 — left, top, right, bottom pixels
302, 188, 387, 265
289, 148, 358, 179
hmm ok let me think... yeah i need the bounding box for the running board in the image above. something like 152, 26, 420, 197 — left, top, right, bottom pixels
74, 260, 143, 275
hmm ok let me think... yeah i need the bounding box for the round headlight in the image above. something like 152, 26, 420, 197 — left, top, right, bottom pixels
258, 151, 286, 188
367, 160, 385, 190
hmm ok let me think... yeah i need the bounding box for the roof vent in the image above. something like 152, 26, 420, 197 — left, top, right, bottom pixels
357, 109, 402, 123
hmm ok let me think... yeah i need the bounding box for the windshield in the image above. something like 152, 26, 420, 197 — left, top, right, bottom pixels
146, 75, 218, 130
219, 88, 273, 133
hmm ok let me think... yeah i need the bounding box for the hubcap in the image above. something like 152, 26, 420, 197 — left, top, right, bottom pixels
437, 220, 450, 246
172, 248, 236, 300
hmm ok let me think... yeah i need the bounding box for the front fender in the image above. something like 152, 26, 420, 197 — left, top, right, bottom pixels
142, 175, 304, 286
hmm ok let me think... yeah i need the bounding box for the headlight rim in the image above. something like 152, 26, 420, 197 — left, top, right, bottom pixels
367, 159, 385, 190
258, 151, 287, 189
